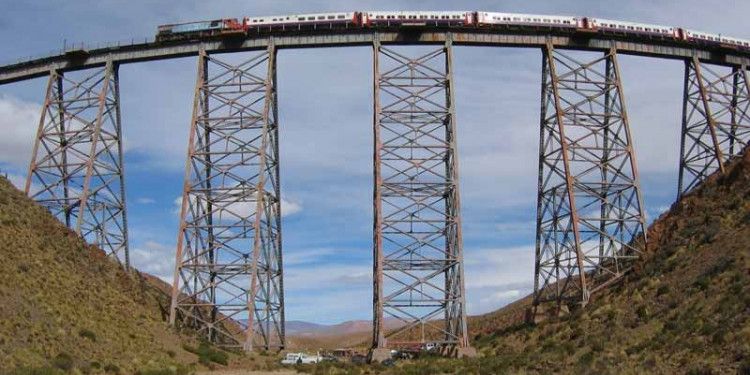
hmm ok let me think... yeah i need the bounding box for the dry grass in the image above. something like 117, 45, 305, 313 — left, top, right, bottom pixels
466, 149, 750, 374
0, 177, 201, 373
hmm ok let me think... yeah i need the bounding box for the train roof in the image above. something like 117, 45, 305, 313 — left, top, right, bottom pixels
592, 18, 674, 30
479, 11, 578, 20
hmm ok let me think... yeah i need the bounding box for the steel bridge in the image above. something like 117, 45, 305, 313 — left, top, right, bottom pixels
2, 26, 749, 356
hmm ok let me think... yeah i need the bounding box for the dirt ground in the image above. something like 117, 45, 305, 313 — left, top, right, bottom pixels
195, 371, 297, 375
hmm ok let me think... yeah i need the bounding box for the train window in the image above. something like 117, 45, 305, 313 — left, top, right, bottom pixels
317, 16, 325, 20
504, 17, 510, 21
628, 26, 634, 30
328, 15, 335, 20
337, 15, 345, 19
543, 19, 550, 22
286, 17, 290, 20
514, 17, 521, 21
308, 17, 315, 20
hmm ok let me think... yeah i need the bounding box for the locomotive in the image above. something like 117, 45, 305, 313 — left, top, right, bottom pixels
156, 11, 750, 51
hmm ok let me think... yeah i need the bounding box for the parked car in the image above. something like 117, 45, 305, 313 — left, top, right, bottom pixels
280, 352, 321, 365
320, 354, 338, 362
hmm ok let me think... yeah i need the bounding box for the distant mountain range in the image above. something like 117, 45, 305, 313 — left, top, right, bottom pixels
240, 318, 404, 338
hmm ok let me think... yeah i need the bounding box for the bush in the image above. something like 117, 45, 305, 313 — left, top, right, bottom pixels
656, 285, 671, 296
183, 341, 229, 366
103, 363, 121, 374
166, 349, 177, 358
78, 328, 97, 341
636, 306, 650, 321
52, 353, 74, 371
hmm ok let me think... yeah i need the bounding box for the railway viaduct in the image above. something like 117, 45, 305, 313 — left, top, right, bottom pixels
1, 26, 749, 357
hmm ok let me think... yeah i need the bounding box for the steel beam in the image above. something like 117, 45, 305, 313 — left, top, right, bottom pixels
25, 59, 130, 269
3, 31, 749, 85
678, 60, 750, 197
169, 46, 284, 351
372, 38, 471, 352
533, 45, 647, 312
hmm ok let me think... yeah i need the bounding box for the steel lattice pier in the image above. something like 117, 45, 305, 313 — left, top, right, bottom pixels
372, 38, 471, 352
533, 45, 647, 312
169, 46, 285, 351
26, 59, 130, 269
678, 59, 750, 196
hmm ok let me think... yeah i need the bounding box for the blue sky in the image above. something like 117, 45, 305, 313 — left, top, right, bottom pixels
1, 0, 748, 324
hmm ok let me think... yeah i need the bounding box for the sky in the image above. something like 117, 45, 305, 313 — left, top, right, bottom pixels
0, 0, 748, 324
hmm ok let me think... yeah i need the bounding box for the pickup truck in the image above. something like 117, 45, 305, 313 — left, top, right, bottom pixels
280, 352, 321, 365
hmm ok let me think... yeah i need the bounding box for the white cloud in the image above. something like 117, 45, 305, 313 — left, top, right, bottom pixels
172, 193, 302, 218
0, 95, 40, 170
480, 289, 522, 305
136, 197, 155, 204
130, 240, 176, 282
283, 247, 336, 266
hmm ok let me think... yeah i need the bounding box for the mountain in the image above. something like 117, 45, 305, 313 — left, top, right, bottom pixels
0, 176, 199, 374
464, 148, 750, 374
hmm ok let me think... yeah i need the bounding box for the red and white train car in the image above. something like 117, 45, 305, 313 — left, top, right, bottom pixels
362, 11, 474, 27
477, 12, 581, 29
589, 18, 676, 38
244, 12, 360, 31
680, 28, 750, 49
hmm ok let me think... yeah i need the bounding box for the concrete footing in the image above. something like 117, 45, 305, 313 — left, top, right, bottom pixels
456, 346, 478, 358
368, 348, 392, 364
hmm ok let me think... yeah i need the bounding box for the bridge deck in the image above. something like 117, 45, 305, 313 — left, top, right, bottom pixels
1, 30, 749, 85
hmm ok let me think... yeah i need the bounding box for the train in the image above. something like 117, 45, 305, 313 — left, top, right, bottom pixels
156, 11, 750, 51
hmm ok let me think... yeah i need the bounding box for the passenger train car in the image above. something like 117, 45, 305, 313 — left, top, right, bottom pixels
364, 11, 474, 27
477, 12, 580, 30
589, 18, 676, 39
155, 11, 750, 52
245, 12, 360, 31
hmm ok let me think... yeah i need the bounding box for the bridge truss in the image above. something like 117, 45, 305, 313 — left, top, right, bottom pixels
371, 39, 472, 356
25, 60, 129, 269
169, 46, 285, 350
533, 45, 647, 312
678, 59, 750, 196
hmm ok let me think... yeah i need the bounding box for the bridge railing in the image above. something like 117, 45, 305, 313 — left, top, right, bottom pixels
0, 37, 155, 67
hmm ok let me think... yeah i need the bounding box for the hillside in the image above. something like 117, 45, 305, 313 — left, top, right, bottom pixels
0, 176, 198, 374
466, 149, 750, 374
